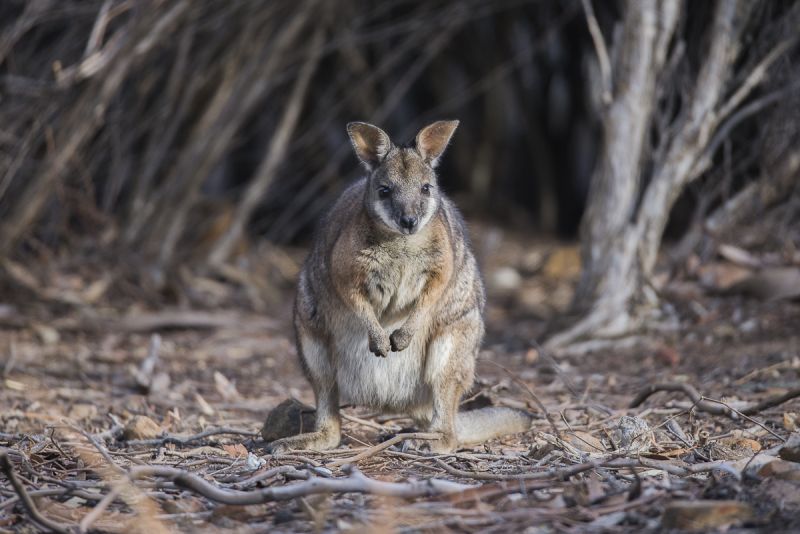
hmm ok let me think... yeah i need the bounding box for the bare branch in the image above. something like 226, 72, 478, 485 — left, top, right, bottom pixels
207, 26, 326, 265
717, 37, 799, 124
123, 427, 260, 448
78, 484, 122, 534
0, 450, 71, 533
127, 464, 474, 504
327, 432, 441, 468
630, 382, 800, 418
581, 0, 612, 105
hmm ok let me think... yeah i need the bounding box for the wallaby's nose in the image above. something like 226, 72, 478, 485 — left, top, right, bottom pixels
400, 215, 418, 231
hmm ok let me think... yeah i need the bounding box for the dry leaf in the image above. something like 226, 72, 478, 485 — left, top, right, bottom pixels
566, 431, 606, 453
33, 323, 60, 345
40, 501, 132, 533
779, 433, 800, 463
718, 243, 761, 268
758, 459, 800, 481
123, 415, 163, 440
214, 371, 240, 400
68, 404, 98, 420
784, 412, 798, 432
697, 261, 752, 290
661, 500, 753, 531
222, 443, 248, 457
655, 344, 680, 367
195, 392, 216, 416
542, 246, 581, 280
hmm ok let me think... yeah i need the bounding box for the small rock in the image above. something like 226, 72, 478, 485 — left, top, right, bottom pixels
149, 372, 171, 396
566, 431, 606, 453
779, 433, 800, 463
542, 246, 581, 280
489, 266, 522, 292
527, 437, 556, 460
520, 250, 545, 273
68, 404, 98, 421
246, 452, 267, 470
655, 344, 681, 367
33, 324, 60, 345
661, 500, 752, 531
761, 478, 800, 508
758, 459, 800, 481
784, 412, 798, 432
611, 416, 653, 453
123, 415, 163, 440
261, 398, 316, 442
524, 348, 539, 364
214, 371, 240, 400
708, 437, 762, 460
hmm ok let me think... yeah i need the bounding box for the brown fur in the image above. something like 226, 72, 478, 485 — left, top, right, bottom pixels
265, 121, 532, 454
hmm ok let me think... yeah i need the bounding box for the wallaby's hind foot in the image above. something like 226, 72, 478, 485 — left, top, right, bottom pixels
404, 431, 458, 454
265, 427, 340, 454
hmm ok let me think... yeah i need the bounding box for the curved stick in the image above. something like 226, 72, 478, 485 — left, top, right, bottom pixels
127, 464, 473, 505
0, 451, 71, 533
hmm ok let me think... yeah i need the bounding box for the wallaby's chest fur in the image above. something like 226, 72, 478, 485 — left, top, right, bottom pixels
358, 223, 445, 322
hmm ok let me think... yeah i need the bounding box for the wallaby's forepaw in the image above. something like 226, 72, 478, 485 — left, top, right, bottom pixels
368, 331, 391, 358
390, 328, 413, 352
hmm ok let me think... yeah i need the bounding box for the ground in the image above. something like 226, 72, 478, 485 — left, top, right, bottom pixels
1, 227, 799, 533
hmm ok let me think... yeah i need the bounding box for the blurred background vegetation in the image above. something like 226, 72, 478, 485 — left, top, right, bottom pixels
0, 1, 798, 337
0, 1, 601, 263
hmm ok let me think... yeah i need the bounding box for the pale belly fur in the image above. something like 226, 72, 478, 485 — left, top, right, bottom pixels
323, 256, 458, 417
331, 313, 434, 416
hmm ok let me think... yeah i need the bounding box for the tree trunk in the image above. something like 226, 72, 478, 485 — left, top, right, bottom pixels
545, 0, 681, 348
544, 0, 786, 350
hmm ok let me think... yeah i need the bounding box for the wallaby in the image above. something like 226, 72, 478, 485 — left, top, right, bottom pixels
265, 121, 533, 454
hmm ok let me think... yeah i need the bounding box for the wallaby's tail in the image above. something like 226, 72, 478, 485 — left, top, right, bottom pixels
455, 407, 534, 445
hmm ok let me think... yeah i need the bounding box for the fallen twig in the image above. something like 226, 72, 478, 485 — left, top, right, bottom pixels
0, 450, 71, 533
127, 464, 474, 504
629, 382, 800, 417
581, 0, 612, 105
327, 432, 441, 468
427, 454, 739, 482
124, 427, 259, 447
229, 465, 309, 489
78, 484, 122, 534
0, 488, 108, 511
342, 412, 398, 432
740, 388, 800, 415
133, 333, 162, 390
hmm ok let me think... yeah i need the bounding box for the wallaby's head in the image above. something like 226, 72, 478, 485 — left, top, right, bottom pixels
346, 120, 459, 235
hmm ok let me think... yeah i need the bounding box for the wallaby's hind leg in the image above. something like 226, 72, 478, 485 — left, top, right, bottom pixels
266, 329, 341, 453
420, 375, 462, 453
410, 313, 481, 453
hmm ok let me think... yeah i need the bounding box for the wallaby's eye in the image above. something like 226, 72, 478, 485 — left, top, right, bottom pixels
378, 186, 392, 199
421, 183, 432, 195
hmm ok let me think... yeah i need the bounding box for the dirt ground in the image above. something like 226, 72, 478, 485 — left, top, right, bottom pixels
1, 227, 799, 533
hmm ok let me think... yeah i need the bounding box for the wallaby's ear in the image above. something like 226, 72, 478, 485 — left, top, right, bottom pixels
347, 122, 392, 170
415, 120, 459, 167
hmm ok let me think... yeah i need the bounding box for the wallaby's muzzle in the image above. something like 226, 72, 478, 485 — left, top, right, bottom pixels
399, 215, 418, 233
